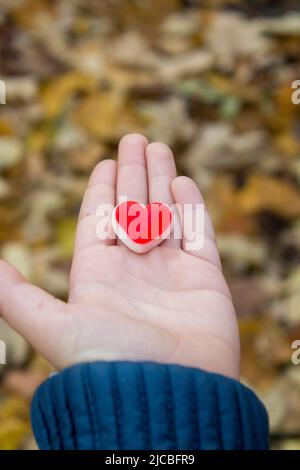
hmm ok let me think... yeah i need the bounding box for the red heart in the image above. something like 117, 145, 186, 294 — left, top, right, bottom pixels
112, 200, 173, 253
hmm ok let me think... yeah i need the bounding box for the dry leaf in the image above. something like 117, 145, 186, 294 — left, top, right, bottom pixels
238, 175, 300, 218
205, 12, 272, 71
41, 72, 98, 118
73, 90, 141, 140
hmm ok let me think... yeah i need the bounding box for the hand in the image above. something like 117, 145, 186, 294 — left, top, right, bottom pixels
0, 134, 240, 378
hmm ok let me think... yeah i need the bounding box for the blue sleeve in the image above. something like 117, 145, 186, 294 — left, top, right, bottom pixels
31, 361, 269, 450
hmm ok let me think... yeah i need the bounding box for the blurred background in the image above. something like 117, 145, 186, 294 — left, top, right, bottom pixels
0, 0, 300, 450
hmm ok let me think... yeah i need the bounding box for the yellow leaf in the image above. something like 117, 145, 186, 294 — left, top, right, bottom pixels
0, 397, 30, 449
73, 90, 141, 140
26, 129, 50, 153
238, 175, 300, 218
41, 72, 98, 118
12, 0, 56, 28
0, 119, 13, 136
0, 419, 29, 450
275, 131, 300, 157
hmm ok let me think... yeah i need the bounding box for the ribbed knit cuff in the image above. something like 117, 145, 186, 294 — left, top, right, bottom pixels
31, 361, 269, 450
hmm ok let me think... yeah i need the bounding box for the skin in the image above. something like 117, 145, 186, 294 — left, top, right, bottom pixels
0, 134, 240, 379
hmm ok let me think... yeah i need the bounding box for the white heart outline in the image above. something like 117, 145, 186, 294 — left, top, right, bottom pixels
111, 201, 173, 254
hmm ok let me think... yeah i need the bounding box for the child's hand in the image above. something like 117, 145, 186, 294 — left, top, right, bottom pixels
0, 134, 240, 378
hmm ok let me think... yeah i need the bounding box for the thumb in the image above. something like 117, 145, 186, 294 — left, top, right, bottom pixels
0, 260, 67, 364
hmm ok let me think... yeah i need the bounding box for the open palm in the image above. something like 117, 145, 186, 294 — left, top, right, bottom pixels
0, 134, 239, 379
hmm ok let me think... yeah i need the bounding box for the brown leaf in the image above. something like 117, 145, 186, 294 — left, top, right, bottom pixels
73, 90, 141, 140
41, 72, 98, 118
238, 175, 300, 218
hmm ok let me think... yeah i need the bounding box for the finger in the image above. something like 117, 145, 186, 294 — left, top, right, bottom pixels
74, 159, 117, 256
146, 142, 179, 248
116, 133, 148, 204
116, 134, 148, 246
0, 260, 66, 365
171, 176, 222, 270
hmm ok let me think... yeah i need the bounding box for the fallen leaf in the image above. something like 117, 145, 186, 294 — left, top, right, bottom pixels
73, 90, 142, 140
205, 12, 272, 72
41, 71, 98, 119
238, 175, 300, 218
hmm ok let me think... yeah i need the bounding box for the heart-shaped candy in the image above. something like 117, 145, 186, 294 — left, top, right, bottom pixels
112, 200, 173, 253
